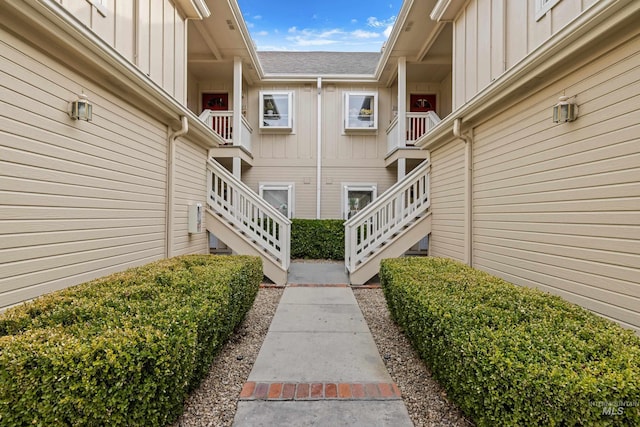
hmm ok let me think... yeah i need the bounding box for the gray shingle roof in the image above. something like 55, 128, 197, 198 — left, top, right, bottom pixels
257, 51, 381, 75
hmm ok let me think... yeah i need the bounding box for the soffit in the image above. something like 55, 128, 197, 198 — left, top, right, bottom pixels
187, 0, 260, 82
379, 0, 452, 85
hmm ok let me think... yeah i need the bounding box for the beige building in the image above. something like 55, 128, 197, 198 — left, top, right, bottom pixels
1, 0, 638, 333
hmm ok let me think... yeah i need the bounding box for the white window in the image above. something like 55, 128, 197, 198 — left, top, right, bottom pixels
343, 184, 377, 219
87, 0, 108, 16
344, 92, 378, 130
259, 183, 294, 218
260, 91, 293, 129
536, 0, 561, 21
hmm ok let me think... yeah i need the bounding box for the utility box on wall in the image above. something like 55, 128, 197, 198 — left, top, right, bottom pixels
188, 203, 203, 234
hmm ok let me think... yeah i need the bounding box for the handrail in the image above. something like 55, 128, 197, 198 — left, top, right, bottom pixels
345, 160, 430, 273
206, 159, 291, 269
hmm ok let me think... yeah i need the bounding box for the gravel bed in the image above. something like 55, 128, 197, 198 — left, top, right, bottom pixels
171, 287, 283, 427
354, 288, 474, 427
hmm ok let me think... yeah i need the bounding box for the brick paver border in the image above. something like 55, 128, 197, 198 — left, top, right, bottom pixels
240, 382, 402, 401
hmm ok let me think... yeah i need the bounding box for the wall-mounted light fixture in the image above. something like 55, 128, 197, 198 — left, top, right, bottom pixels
552, 95, 577, 123
69, 93, 93, 121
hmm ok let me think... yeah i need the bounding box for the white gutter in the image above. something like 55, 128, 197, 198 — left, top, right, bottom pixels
316, 77, 323, 219
453, 118, 473, 267
166, 116, 189, 258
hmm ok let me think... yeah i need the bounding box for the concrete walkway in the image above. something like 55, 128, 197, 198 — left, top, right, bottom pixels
233, 262, 413, 426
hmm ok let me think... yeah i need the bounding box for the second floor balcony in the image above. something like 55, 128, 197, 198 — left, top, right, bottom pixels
385, 111, 440, 167
199, 109, 254, 167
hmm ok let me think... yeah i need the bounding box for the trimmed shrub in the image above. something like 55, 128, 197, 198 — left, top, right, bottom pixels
380, 257, 640, 427
291, 218, 344, 260
0, 254, 262, 427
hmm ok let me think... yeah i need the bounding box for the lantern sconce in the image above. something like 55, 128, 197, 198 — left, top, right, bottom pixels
69, 93, 93, 121
552, 95, 577, 123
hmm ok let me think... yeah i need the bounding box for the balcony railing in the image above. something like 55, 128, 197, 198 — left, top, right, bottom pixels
199, 110, 253, 153
386, 111, 441, 154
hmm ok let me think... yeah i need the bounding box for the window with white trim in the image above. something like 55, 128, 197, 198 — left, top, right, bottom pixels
259, 183, 294, 218
260, 91, 293, 129
536, 0, 562, 21
344, 92, 378, 130
343, 184, 377, 219
86, 0, 108, 17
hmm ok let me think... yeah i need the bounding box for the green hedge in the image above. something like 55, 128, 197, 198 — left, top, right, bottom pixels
0, 254, 262, 427
291, 219, 344, 260
380, 257, 640, 427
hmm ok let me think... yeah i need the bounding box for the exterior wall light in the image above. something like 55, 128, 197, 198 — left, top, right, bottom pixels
69, 93, 93, 121
552, 95, 577, 123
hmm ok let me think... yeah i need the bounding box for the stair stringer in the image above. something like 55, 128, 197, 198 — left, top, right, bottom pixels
205, 209, 287, 285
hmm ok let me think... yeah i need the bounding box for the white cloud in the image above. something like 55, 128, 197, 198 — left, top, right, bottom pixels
383, 25, 393, 38
351, 29, 380, 39
256, 31, 269, 36
253, 15, 262, 20
366, 16, 396, 28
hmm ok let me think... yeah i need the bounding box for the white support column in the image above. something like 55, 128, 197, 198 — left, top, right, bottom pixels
397, 56, 407, 180
233, 57, 243, 179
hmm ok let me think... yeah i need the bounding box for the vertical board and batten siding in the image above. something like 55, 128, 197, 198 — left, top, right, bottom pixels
471, 33, 640, 332
454, 0, 596, 108
172, 138, 208, 256
243, 84, 395, 219
428, 139, 466, 262
0, 28, 169, 309
242, 84, 317, 218
57, 0, 188, 103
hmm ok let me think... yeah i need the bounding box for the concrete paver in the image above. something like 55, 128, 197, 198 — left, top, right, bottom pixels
234, 401, 412, 426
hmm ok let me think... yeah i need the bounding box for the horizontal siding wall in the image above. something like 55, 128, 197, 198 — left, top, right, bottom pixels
429, 139, 465, 262
0, 28, 168, 309
172, 138, 208, 256
472, 33, 640, 332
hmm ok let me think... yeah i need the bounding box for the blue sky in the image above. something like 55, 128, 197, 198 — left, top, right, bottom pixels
237, 0, 400, 52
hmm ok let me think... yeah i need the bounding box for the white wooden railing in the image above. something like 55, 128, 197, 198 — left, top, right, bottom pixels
199, 110, 233, 143
206, 159, 291, 269
386, 111, 441, 154
345, 160, 430, 273
198, 110, 254, 153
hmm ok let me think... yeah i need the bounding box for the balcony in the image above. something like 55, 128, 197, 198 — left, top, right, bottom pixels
385, 111, 440, 167
199, 109, 254, 166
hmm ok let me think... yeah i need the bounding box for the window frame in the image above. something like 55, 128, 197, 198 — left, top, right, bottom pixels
535, 0, 562, 21
342, 183, 377, 220
344, 91, 378, 131
259, 182, 295, 218
259, 91, 294, 130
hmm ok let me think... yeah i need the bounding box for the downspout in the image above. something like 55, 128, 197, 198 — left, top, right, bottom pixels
453, 118, 473, 266
166, 116, 188, 258
316, 77, 322, 219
